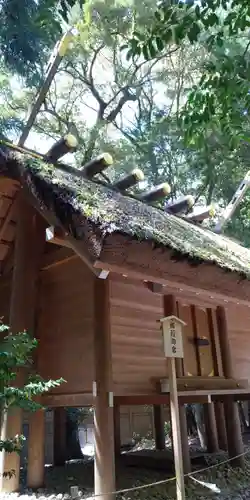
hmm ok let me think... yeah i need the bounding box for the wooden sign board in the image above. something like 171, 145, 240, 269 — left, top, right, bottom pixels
160, 314, 186, 500
160, 315, 185, 359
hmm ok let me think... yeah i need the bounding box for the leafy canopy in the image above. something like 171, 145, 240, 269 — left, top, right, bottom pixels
127, 0, 250, 148
0, 323, 64, 461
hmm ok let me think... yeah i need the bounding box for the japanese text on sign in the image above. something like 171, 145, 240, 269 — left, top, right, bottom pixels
160, 315, 184, 359
170, 319, 177, 354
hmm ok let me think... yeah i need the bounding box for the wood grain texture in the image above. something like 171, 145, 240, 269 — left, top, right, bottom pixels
226, 305, 250, 382
109, 275, 165, 394
36, 258, 95, 394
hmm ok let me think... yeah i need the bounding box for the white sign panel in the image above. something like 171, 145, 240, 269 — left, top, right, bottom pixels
160, 315, 185, 359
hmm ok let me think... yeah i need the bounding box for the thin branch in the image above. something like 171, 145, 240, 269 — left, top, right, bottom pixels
88, 44, 107, 116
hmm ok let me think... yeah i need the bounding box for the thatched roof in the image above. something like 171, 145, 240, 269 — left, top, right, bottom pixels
2, 153, 250, 279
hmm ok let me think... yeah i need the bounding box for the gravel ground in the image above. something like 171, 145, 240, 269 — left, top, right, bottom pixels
1, 439, 250, 500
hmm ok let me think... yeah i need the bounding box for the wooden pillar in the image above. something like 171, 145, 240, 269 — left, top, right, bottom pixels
153, 405, 166, 450
214, 402, 227, 451
207, 308, 226, 452
163, 295, 191, 473
0, 195, 45, 492
27, 410, 45, 488
216, 306, 244, 467
203, 403, 219, 453
114, 404, 121, 458
93, 278, 115, 500
53, 408, 67, 466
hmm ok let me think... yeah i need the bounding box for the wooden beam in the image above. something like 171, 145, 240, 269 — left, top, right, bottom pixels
18, 29, 75, 146
216, 306, 244, 467
115, 394, 207, 405
207, 308, 224, 377
95, 234, 250, 306
46, 226, 72, 248
159, 376, 249, 392
113, 404, 121, 458
21, 185, 103, 277
146, 281, 163, 293
178, 388, 250, 398
203, 403, 219, 453
163, 295, 191, 474
216, 307, 234, 378
168, 356, 185, 500
114, 390, 250, 406
42, 247, 76, 270
1, 245, 14, 276
27, 410, 45, 488
0, 196, 45, 492
214, 402, 228, 450
0, 196, 18, 243
93, 278, 115, 500
153, 405, 166, 450
42, 392, 93, 407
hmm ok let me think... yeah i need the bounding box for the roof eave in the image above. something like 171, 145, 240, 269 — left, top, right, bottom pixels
94, 233, 250, 306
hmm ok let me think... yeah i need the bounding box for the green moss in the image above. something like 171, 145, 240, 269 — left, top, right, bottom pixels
4, 153, 250, 279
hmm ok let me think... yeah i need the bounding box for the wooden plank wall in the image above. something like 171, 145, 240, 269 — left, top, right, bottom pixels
0, 280, 11, 326
36, 258, 95, 394
109, 275, 165, 394
110, 276, 220, 394
227, 304, 250, 382
178, 304, 198, 376
178, 305, 214, 377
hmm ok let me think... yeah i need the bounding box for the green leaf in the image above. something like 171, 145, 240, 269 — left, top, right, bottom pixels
155, 36, 164, 51
148, 39, 157, 58
142, 44, 149, 60
195, 4, 201, 18
187, 22, 201, 42
133, 30, 145, 42
216, 34, 224, 47
163, 28, 174, 43
206, 13, 219, 26
154, 9, 163, 21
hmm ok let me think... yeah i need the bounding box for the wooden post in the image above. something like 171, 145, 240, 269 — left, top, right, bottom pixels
0, 196, 45, 492
93, 278, 115, 500
216, 306, 244, 467
163, 296, 191, 474
153, 405, 166, 450
53, 408, 67, 466
203, 403, 219, 453
161, 309, 186, 500
214, 402, 227, 451
168, 357, 185, 500
27, 410, 45, 488
114, 404, 121, 458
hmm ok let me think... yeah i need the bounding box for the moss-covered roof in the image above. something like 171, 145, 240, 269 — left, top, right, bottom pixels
3, 153, 250, 279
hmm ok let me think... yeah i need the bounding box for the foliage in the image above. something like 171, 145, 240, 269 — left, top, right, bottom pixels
0, 323, 64, 458
126, 0, 250, 150
1, 0, 250, 247
0, 0, 85, 82
128, 0, 250, 59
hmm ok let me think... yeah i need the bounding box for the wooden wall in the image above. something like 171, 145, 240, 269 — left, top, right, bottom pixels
36, 258, 95, 394
109, 275, 165, 394
1, 257, 250, 399
227, 304, 250, 382
110, 275, 221, 394
0, 280, 11, 326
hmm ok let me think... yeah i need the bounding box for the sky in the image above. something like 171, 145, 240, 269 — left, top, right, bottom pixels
7, 29, 170, 163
